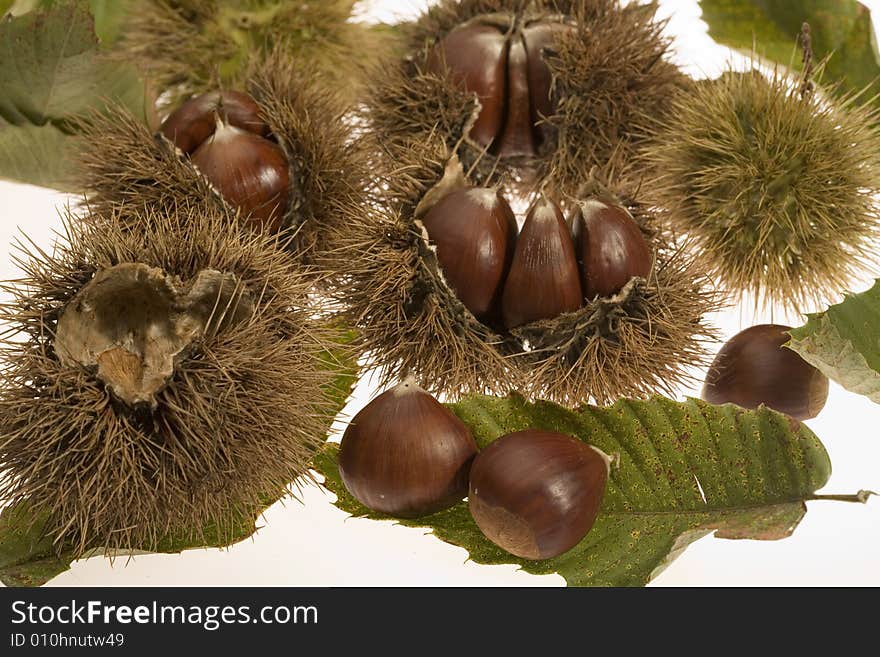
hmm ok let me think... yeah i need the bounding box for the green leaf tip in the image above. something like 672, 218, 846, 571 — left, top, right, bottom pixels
788, 279, 880, 404
314, 394, 839, 587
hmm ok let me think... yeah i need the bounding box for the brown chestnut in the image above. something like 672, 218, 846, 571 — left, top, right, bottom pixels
523, 20, 576, 137
574, 199, 652, 299
338, 379, 478, 518
421, 187, 517, 321
494, 36, 536, 158
501, 196, 583, 328
702, 324, 829, 420
426, 20, 508, 150
427, 16, 573, 157
469, 430, 610, 560
159, 91, 290, 232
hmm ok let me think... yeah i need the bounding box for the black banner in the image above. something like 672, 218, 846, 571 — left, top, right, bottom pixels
0, 586, 869, 652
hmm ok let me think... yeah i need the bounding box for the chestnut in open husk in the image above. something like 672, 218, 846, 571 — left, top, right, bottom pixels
74, 49, 371, 277
702, 324, 829, 420
367, 0, 685, 191
469, 430, 611, 560
160, 91, 291, 233
572, 198, 653, 300
339, 380, 478, 518
333, 143, 717, 404
426, 15, 576, 158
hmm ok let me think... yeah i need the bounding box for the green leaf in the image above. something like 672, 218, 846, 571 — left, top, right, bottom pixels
0, 0, 146, 188
0, 118, 74, 189
788, 280, 880, 404
314, 394, 833, 587
699, 0, 880, 102
0, 326, 359, 587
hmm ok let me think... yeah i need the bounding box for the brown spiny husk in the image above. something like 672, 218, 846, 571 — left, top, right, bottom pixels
0, 202, 345, 557
330, 130, 719, 405
72, 49, 371, 274
118, 0, 392, 111
365, 0, 686, 191
641, 67, 880, 312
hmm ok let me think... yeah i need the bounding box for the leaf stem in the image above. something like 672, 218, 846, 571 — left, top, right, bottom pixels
798, 22, 815, 100
808, 490, 876, 504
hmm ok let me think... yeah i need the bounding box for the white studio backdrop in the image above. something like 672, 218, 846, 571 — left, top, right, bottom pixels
0, 0, 878, 586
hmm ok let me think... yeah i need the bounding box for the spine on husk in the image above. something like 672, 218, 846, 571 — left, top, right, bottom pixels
0, 202, 346, 557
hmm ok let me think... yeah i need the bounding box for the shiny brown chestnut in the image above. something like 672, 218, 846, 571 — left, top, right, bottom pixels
469, 430, 610, 560
573, 199, 652, 299
426, 16, 575, 157
421, 187, 517, 321
338, 379, 478, 518
159, 91, 290, 233
501, 196, 583, 329
702, 324, 829, 420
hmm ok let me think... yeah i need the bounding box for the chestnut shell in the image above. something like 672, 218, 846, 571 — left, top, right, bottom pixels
702, 324, 829, 420
575, 199, 652, 299
421, 187, 517, 321
469, 430, 609, 560
339, 380, 478, 518
501, 196, 582, 328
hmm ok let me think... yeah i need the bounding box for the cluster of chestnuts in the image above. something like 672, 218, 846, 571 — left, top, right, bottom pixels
426, 15, 574, 158
339, 379, 611, 560
422, 187, 652, 329
160, 90, 291, 233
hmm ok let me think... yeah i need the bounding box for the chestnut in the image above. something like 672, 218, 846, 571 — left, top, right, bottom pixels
501, 196, 583, 328
426, 16, 574, 157
426, 20, 508, 150
702, 324, 829, 420
421, 187, 517, 321
468, 430, 610, 560
159, 91, 290, 233
338, 379, 478, 518
573, 199, 652, 299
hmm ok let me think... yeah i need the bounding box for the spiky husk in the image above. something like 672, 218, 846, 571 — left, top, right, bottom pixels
330, 130, 718, 405
72, 49, 371, 273
0, 203, 344, 556
641, 69, 880, 311
118, 0, 391, 110
365, 0, 685, 190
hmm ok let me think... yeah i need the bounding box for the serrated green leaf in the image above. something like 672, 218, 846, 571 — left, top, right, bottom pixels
0, 0, 145, 188
699, 0, 880, 103
788, 280, 880, 404
0, 327, 359, 587
0, 118, 75, 189
314, 394, 832, 587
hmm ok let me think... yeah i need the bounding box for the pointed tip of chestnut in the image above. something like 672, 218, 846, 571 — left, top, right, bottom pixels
160, 90, 269, 155
339, 382, 478, 518
421, 187, 517, 322
501, 196, 582, 329
575, 199, 652, 300
702, 324, 829, 421
468, 430, 609, 560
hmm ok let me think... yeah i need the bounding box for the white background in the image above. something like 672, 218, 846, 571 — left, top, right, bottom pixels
0, 0, 878, 586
